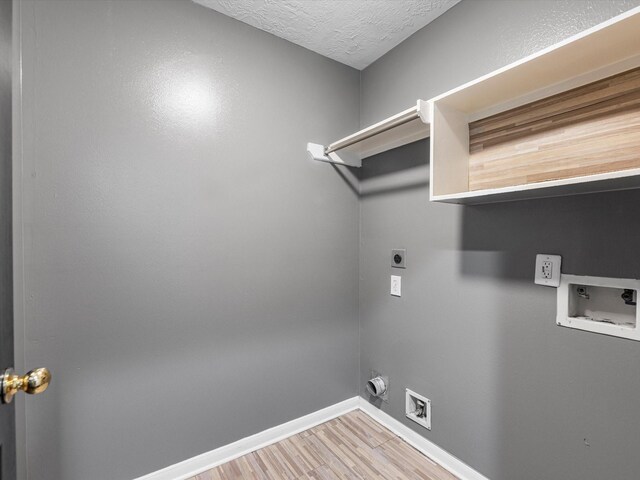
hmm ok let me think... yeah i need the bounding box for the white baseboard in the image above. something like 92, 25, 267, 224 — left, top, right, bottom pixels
358, 398, 489, 480
133, 397, 360, 480
135, 396, 489, 480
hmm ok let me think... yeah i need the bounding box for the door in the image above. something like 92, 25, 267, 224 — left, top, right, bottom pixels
1, 2, 50, 479
0, 0, 15, 477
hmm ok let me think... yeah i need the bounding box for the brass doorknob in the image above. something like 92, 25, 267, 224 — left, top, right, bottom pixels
1, 367, 51, 404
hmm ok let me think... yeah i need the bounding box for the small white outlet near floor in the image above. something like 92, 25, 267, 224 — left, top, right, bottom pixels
406, 388, 431, 430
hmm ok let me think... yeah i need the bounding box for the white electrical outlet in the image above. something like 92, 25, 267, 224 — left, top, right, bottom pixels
390, 275, 401, 296
406, 389, 431, 430
535, 254, 562, 287
541, 261, 553, 279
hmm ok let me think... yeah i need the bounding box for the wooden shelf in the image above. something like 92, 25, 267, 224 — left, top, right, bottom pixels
430, 6, 640, 204
307, 100, 429, 168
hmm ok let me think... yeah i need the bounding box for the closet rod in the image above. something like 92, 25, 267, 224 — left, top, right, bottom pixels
324, 108, 421, 154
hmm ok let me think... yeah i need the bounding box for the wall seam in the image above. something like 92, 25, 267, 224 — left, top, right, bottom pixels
356, 67, 362, 397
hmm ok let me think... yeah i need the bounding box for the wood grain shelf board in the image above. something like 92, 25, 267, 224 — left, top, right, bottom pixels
467, 66, 640, 191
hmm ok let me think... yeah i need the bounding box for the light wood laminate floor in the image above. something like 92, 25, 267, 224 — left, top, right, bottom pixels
190, 410, 459, 480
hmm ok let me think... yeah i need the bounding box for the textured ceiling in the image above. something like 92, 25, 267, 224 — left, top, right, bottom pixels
192, 0, 460, 70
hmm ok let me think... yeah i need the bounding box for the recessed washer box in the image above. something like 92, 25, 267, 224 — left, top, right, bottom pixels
557, 274, 640, 341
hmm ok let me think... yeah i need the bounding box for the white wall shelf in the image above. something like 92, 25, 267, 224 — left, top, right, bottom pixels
429, 6, 640, 204
307, 100, 429, 168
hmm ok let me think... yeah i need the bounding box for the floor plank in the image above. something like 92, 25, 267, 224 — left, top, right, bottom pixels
337, 410, 395, 448
374, 439, 456, 480
187, 410, 459, 480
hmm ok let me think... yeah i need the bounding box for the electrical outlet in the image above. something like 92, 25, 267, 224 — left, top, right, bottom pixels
392, 249, 406, 268
390, 275, 401, 296
406, 389, 431, 430
541, 261, 553, 279
535, 254, 562, 287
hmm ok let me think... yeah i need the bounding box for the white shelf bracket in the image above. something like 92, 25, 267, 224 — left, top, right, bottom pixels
306, 143, 362, 168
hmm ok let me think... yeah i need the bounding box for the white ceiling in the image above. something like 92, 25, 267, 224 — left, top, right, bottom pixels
192, 0, 460, 70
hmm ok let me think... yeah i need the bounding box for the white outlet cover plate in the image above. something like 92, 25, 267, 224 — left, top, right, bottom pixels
390, 275, 401, 296
535, 254, 562, 287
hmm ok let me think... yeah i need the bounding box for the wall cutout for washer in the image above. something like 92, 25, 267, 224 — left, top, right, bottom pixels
391, 249, 406, 268
366, 370, 388, 402
557, 274, 640, 341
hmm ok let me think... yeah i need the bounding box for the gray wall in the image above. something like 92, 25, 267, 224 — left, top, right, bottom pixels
359, 2, 640, 480
19, 1, 640, 480
17, 1, 359, 479
0, 0, 14, 478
